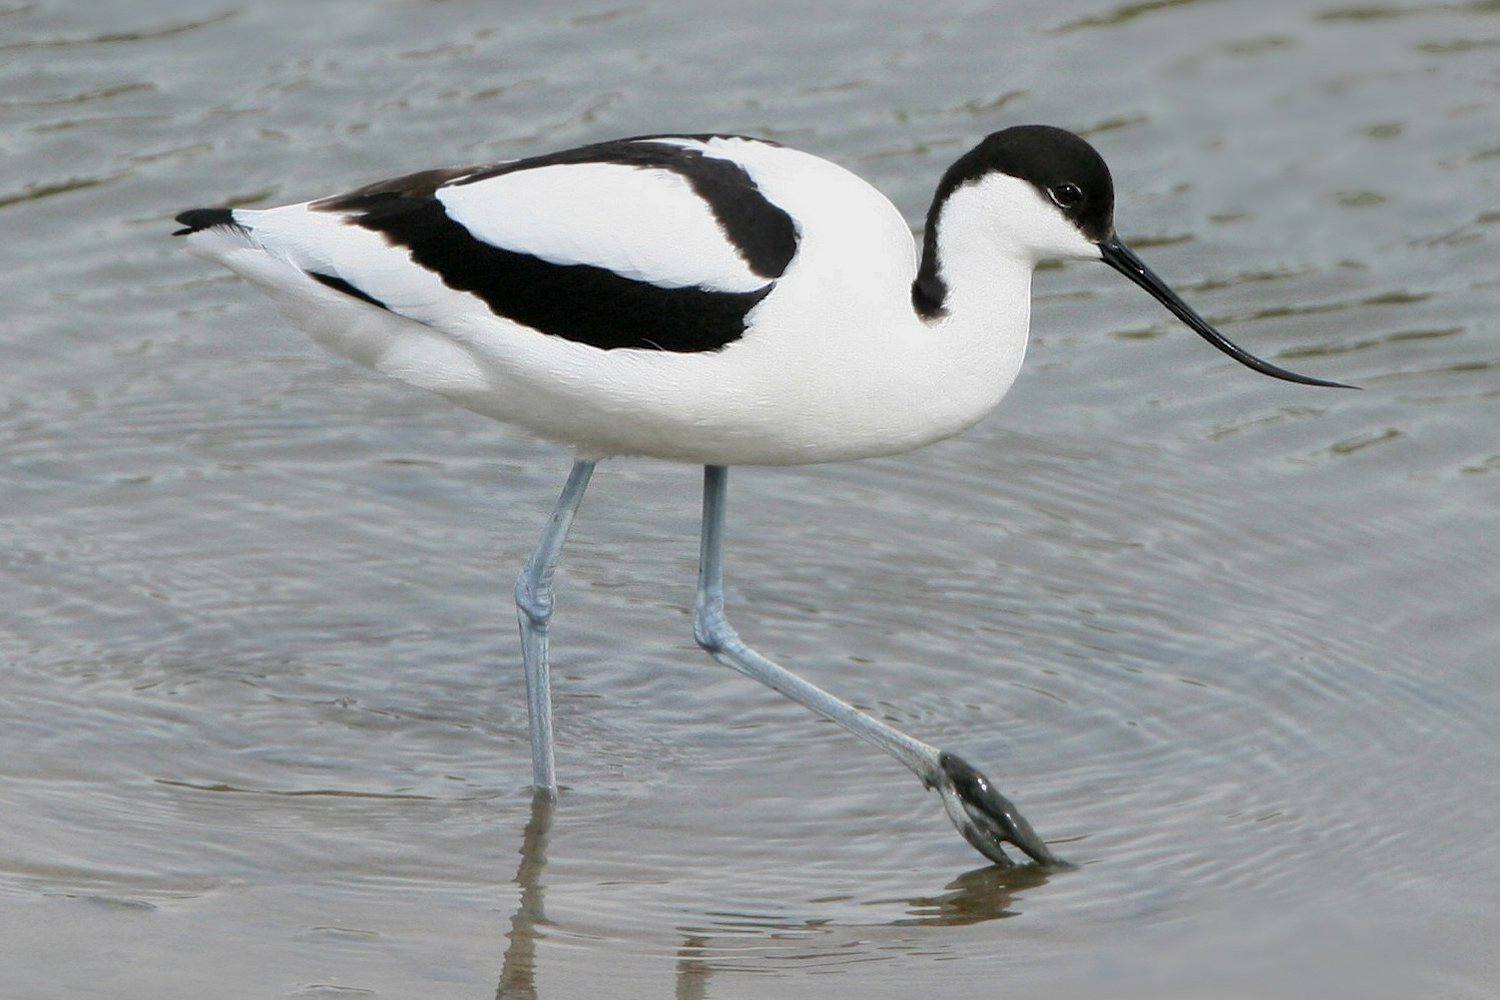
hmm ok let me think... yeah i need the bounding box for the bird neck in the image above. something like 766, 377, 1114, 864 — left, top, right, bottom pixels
912, 177, 1041, 321
902, 188, 1036, 436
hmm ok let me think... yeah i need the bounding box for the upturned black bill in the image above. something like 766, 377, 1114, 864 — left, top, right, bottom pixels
1099, 236, 1356, 389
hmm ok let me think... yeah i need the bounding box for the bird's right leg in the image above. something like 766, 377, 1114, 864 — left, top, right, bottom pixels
692, 464, 1062, 868
514, 459, 595, 797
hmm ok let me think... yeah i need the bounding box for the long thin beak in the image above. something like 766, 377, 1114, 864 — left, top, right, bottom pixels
1099, 236, 1357, 389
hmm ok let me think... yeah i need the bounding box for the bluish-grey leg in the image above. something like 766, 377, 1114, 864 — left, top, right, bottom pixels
515, 459, 595, 797
693, 465, 1062, 868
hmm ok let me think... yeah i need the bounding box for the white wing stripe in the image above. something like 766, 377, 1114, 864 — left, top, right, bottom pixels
435, 162, 768, 294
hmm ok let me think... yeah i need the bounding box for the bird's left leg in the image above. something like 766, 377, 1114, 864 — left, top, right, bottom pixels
514, 459, 595, 797
692, 464, 1062, 868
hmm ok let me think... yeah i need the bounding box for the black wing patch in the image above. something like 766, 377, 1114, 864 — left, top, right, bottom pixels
312, 136, 796, 353
352, 197, 774, 352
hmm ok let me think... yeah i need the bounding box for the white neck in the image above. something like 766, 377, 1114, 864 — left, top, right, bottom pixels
892, 182, 1037, 447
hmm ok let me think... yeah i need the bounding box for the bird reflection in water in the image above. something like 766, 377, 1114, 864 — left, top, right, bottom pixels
893, 862, 1053, 927
496, 793, 553, 1000
673, 935, 712, 1000
494, 794, 718, 999
495, 792, 1049, 996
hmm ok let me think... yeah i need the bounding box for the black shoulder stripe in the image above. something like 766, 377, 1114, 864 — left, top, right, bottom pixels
451, 138, 797, 280
625, 132, 785, 148
311, 166, 479, 215
352, 197, 769, 353
309, 271, 389, 311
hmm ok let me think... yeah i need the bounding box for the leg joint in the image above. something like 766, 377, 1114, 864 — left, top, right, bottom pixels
515, 568, 553, 627
693, 598, 736, 654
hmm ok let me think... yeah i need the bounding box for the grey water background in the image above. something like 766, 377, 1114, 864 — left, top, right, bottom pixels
1, 0, 1497, 996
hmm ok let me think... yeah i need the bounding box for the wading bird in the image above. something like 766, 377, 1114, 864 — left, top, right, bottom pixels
174, 126, 1348, 868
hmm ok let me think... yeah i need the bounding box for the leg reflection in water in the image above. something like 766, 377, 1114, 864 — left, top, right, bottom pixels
674, 934, 712, 1000
494, 795, 719, 999
492, 795, 1046, 993
496, 793, 553, 1000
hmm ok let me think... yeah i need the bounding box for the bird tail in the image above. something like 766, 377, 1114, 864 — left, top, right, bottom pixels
172, 207, 252, 236
172, 207, 264, 263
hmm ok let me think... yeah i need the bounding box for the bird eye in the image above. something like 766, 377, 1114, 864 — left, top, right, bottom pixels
1049, 183, 1083, 208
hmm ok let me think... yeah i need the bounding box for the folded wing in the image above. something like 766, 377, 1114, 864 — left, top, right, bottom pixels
196, 136, 800, 354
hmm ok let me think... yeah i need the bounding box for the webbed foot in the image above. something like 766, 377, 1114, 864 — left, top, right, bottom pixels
932, 752, 1068, 869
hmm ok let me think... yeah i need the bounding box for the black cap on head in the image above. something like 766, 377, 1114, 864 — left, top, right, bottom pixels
938, 125, 1116, 241
915, 126, 1117, 317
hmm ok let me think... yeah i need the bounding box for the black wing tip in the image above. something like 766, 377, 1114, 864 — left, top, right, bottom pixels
172, 207, 239, 236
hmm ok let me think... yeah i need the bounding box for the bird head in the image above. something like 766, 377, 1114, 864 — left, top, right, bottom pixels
919, 125, 1355, 388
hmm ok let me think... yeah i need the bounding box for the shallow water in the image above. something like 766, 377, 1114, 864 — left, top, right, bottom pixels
1, 0, 1497, 997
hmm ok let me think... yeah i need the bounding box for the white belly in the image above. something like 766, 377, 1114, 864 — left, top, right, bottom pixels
236, 255, 1002, 466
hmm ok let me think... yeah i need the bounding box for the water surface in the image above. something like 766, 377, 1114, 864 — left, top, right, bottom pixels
1, 1, 1497, 997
